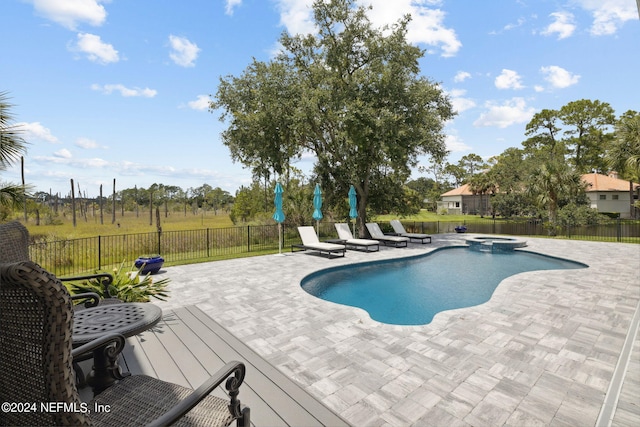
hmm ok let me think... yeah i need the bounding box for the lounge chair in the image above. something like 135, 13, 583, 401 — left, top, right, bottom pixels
365, 223, 409, 247
0, 260, 250, 427
292, 226, 346, 258
334, 223, 379, 252
390, 219, 432, 244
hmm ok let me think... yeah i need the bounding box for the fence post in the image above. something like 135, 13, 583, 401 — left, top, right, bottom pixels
617, 218, 622, 242
247, 226, 251, 253
157, 230, 161, 254
98, 235, 102, 270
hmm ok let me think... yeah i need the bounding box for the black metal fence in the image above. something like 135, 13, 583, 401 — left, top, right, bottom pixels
29, 218, 639, 277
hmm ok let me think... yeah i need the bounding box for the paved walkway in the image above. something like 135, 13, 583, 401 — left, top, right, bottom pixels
152, 235, 639, 426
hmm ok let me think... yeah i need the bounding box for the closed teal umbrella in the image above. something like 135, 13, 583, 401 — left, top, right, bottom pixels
348, 185, 357, 235
273, 183, 285, 254
312, 184, 323, 236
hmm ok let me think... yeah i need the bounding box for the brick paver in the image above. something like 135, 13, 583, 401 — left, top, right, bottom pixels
153, 235, 639, 426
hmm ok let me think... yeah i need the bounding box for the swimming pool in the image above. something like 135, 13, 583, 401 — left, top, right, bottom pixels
301, 247, 587, 325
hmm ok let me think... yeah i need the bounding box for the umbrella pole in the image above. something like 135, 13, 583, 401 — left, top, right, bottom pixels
278, 223, 282, 254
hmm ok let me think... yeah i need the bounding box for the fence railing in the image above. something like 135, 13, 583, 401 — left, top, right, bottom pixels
29, 219, 639, 277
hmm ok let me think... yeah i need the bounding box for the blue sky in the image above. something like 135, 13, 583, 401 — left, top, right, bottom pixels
1, 0, 638, 197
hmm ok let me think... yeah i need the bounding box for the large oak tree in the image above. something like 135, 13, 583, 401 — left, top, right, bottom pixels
213, 0, 454, 234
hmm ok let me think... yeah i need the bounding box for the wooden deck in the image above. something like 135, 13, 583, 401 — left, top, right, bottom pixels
83, 305, 350, 427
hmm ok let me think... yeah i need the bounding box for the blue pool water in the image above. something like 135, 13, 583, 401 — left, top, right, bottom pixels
301, 247, 586, 325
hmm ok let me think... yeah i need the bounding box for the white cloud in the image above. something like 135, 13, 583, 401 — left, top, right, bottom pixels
75, 137, 100, 149
91, 84, 157, 97
187, 95, 211, 111
473, 98, 536, 128
16, 122, 59, 143
72, 33, 119, 64
495, 69, 524, 90
54, 148, 72, 159
541, 11, 576, 39
274, 0, 316, 36
168, 35, 200, 67
35, 154, 110, 168
453, 71, 471, 83
448, 89, 476, 114
445, 133, 471, 152
574, 0, 637, 36
274, 0, 461, 57
540, 65, 580, 88
225, 0, 243, 15
360, 0, 461, 57
28, 0, 108, 30
502, 17, 526, 32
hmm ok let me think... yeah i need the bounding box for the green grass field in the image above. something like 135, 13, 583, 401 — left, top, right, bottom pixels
22, 210, 235, 240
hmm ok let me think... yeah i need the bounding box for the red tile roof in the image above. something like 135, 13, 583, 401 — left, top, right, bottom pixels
440, 173, 639, 197
582, 173, 639, 192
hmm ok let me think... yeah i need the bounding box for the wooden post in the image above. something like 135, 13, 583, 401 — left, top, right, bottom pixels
149, 192, 154, 226
112, 179, 116, 224
99, 184, 104, 225
70, 179, 76, 227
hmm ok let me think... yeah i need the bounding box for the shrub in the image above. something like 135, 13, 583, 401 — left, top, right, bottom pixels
67, 260, 170, 302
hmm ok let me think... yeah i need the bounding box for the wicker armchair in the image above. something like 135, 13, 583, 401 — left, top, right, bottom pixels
0, 220, 119, 309
0, 260, 250, 427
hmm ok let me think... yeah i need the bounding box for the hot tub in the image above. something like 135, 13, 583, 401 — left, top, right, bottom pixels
465, 236, 527, 252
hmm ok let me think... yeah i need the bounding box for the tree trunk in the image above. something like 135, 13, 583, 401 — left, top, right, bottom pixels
630, 180, 635, 219
99, 184, 104, 225
112, 179, 116, 224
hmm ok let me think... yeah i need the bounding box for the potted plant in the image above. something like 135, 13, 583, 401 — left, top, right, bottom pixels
67, 260, 170, 302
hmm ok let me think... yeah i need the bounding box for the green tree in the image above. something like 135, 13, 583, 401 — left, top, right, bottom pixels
0, 91, 29, 208
527, 160, 585, 234
229, 186, 256, 224
524, 108, 565, 161
607, 110, 640, 218
443, 163, 466, 187
215, 60, 301, 182
458, 154, 486, 180
559, 99, 615, 173
468, 172, 497, 217
213, 0, 453, 235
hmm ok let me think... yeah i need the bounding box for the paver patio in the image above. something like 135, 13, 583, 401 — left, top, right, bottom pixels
151, 234, 639, 426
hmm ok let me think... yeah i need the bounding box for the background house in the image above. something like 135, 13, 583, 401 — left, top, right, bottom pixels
582, 172, 639, 218
438, 184, 488, 215
438, 173, 639, 218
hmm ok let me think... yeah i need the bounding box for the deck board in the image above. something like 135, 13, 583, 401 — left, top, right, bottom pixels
120, 305, 349, 427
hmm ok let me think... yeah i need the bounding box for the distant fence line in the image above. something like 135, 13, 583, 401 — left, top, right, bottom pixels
29, 218, 640, 277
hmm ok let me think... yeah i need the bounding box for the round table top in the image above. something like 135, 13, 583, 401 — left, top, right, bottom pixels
72, 302, 162, 344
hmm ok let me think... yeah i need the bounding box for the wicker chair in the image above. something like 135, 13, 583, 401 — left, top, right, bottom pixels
0, 220, 119, 309
0, 260, 250, 427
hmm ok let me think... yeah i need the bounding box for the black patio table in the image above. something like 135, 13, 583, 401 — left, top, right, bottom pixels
73, 302, 163, 395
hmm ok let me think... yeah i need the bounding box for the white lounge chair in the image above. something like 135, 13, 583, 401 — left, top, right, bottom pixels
390, 220, 432, 244
334, 223, 379, 252
292, 226, 346, 258
365, 223, 409, 247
